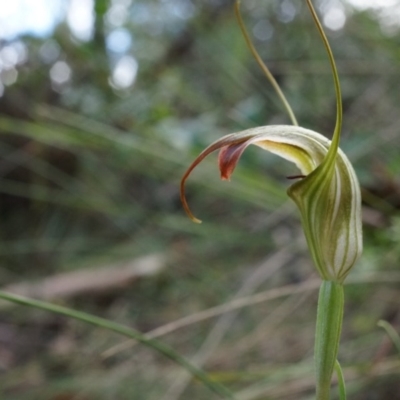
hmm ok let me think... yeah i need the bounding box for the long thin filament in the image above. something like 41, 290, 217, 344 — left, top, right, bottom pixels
235, 0, 298, 126
305, 0, 343, 164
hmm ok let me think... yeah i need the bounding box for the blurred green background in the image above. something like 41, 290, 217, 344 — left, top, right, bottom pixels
0, 0, 400, 399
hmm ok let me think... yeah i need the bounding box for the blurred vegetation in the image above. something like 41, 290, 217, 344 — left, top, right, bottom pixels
0, 0, 400, 399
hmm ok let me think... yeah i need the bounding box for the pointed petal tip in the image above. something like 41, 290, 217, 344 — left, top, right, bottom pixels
181, 197, 202, 224
182, 200, 202, 224
180, 180, 202, 224
191, 216, 202, 224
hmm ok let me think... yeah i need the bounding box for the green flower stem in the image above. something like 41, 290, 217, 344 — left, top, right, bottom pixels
0, 290, 235, 400
315, 281, 344, 400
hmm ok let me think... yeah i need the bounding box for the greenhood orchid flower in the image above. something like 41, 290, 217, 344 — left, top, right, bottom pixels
181, 1, 363, 398
180, 124, 362, 283
180, 0, 363, 285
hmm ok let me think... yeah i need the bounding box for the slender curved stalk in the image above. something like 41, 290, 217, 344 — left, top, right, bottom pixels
335, 359, 347, 400
234, 0, 298, 126
305, 0, 342, 168
315, 281, 344, 400
0, 290, 235, 400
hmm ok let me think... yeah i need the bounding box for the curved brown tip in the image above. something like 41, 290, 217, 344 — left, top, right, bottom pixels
180, 170, 202, 224
180, 149, 213, 224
